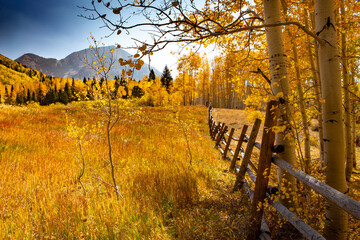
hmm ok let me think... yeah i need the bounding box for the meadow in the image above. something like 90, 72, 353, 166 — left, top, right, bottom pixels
0, 102, 251, 239
1, 102, 360, 239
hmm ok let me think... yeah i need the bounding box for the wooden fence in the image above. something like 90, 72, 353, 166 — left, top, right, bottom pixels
208, 100, 360, 240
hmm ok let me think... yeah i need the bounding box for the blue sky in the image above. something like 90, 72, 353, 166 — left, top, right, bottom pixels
0, 0, 180, 72
0, 0, 95, 59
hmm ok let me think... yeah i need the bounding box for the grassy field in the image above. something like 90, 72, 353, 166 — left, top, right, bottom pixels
1, 103, 359, 239
0, 102, 252, 239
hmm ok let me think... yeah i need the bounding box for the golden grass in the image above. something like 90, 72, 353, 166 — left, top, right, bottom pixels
0, 103, 251, 239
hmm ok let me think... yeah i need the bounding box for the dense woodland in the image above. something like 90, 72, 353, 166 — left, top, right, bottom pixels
0, 52, 251, 108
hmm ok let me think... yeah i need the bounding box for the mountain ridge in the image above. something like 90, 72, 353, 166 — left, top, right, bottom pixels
16, 46, 160, 80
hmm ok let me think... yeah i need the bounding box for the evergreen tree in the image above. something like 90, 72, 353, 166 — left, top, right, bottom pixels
132, 86, 144, 98
26, 89, 32, 102
149, 69, 156, 81
10, 85, 15, 104
38, 83, 45, 104
32, 92, 37, 103
114, 76, 121, 98
65, 82, 72, 100
100, 77, 105, 87
161, 65, 173, 92
5, 87, 10, 104
16, 93, 25, 105
43, 89, 57, 105
58, 90, 69, 105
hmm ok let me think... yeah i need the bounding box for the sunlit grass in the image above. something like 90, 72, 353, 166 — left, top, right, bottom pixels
0, 103, 249, 239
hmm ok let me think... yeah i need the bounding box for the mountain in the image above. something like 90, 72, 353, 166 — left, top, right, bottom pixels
0, 54, 43, 85
16, 46, 160, 81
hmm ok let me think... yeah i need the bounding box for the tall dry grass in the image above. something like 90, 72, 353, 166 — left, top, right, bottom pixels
0, 103, 249, 239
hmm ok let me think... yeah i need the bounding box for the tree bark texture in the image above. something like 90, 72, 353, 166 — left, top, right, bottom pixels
340, 0, 353, 182
315, 0, 348, 238
263, 0, 297, 209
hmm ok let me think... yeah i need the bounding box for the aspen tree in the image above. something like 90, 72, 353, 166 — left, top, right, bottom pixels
281, 0, 311, 173
304, 3, 325, 167
341, 0, 353, 182
315, 0, 348, 238
263, 0, 297, 208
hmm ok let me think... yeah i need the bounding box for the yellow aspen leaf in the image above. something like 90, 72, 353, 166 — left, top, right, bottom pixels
134, 53, 140, 58
138, 59, 144, 66
274, 91, 283, 98
139, 44, 147, 52
135, 64, 142, 70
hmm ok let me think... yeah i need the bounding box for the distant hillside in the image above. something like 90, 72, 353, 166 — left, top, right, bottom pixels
0, 54, 44, 85
16, 46, 160, 81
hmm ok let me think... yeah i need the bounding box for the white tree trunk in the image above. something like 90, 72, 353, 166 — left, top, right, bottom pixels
341, 0, 353, 182
315, 0, 348, 239
263, 0, 297, 208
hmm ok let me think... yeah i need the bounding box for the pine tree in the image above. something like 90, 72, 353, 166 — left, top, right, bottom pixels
132, 86, 144, 98
26, 89, 32, 102
10, 85, 15, 105
65, 82, 72, 100
161, 65, 173, 92
149, 69, 156, 81
5, 87, 10, 105
43, 89, 57, 105
32, 92, 37, 103
114, 76, 121, 98
16, 94, 25, 105
59, 90, 69, 105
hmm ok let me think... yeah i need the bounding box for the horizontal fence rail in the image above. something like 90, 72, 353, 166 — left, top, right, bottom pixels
207, 102, 360, 240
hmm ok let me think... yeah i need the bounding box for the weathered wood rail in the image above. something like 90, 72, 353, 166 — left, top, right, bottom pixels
208, 101, 360, 240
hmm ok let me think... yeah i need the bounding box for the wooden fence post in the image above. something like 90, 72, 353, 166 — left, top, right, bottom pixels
223, 128, 235, 159
230, 125, 248, 171
209, 119, 215, 136
215, 125, 228, 148
208, 106, 212, 126
211, 121, 221, 140
246, 100, 278, 240
233, 118, 261, 192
